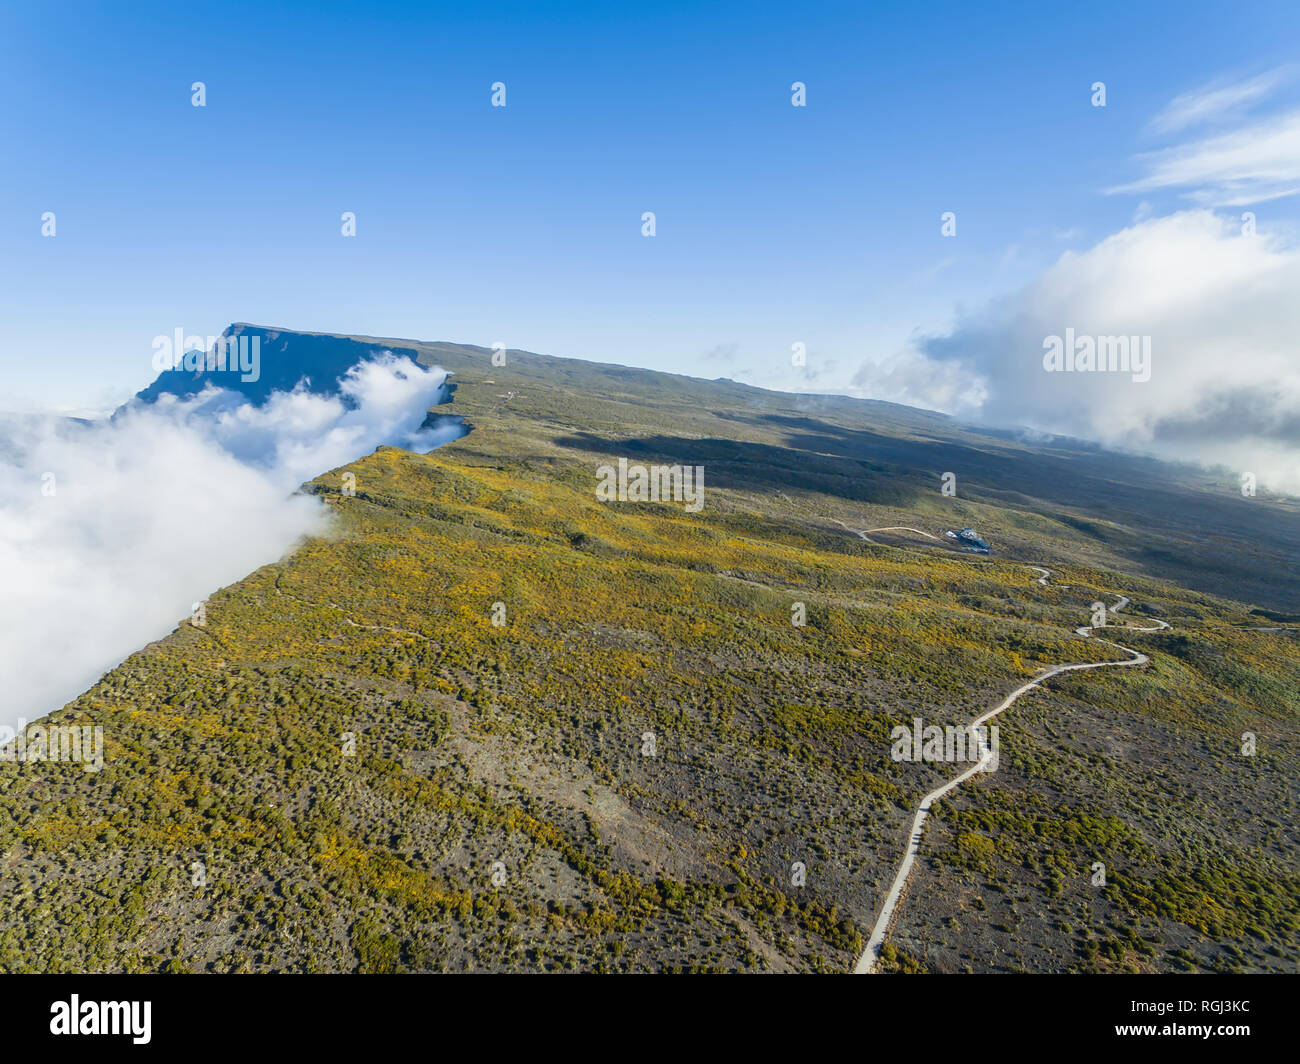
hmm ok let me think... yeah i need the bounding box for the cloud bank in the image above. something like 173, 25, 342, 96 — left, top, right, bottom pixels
0, 353, 459, 732
854, 210, 1300, 492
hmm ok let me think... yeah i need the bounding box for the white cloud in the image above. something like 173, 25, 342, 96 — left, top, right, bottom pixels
1149, 68, 1290, 134
0, 353, 458, 732
852, 210, 1300, 492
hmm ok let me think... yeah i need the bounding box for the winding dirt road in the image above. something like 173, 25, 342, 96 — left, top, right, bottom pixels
834, 520, 941, 544
849, 560, 1168, 974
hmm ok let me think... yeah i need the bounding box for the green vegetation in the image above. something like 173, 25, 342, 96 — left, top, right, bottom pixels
0, 327, 1295, 973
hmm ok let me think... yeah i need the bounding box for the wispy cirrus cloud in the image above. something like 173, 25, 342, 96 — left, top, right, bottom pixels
1148, 68, 1291, 134
1110, 67, 1300, 207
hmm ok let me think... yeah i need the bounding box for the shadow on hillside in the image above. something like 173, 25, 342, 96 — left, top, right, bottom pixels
553, 430, 924, 507
553, 417, 1300, 611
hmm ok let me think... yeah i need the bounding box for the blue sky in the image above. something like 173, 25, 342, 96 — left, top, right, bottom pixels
3, 0, 1300, 431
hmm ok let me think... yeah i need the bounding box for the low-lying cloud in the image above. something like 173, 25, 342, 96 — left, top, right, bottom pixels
0, 353, 459, 731
853, 210, 1300, 493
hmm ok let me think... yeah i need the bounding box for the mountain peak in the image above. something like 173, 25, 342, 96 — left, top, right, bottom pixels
131, 324, 422, 408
